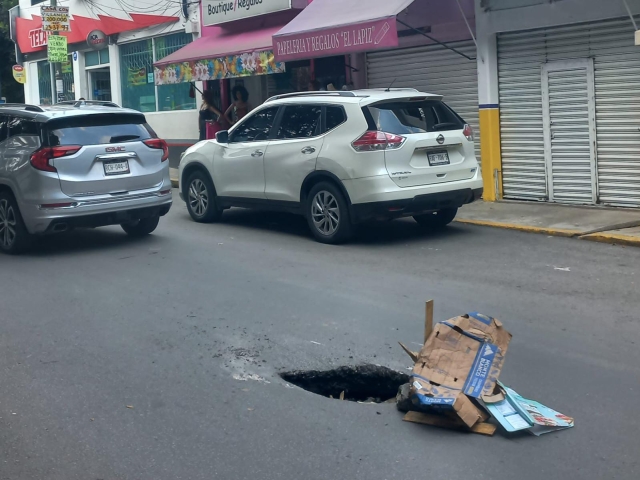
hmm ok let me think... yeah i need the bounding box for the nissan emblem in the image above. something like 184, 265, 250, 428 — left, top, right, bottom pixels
436, 134, 445, 145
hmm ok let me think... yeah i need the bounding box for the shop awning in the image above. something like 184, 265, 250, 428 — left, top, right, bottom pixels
153, 25, 286, 85
273, 0, 415, 62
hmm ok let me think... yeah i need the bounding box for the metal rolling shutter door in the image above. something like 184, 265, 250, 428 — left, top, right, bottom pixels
498, 32, 548, 200
499, 18, 640, 207
367, 42, 480, 164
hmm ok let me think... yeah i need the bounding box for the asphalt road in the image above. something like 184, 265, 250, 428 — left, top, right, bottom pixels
1, 191, 638, 480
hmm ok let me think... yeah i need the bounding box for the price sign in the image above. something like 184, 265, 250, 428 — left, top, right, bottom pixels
47, 35, 68, 63
41, 6, 70, 33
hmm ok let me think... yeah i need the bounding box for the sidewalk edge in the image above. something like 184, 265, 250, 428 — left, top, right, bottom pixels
580, 232, 640, 247
454, 218, 579, 237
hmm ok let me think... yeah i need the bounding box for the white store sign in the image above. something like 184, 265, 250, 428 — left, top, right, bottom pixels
202, 0, 293, 26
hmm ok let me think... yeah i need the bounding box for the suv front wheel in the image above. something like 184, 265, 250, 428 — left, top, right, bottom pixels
0, 192, 33, 254
413, 207, 458, 229
185, 171, 223, 223
306, 182, 353, 244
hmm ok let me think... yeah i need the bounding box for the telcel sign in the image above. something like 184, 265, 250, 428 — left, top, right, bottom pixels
203, 0, 297, 26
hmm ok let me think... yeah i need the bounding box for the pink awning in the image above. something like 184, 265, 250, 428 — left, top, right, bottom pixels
273, 0, 415, 62
154, 25, 284, 67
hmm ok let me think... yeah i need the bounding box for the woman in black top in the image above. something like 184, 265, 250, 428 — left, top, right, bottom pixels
198, 90, 223, 141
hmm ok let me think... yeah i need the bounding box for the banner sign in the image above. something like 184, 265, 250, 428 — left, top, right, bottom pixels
154, 50, 285, 85
203, 0, 292, 26
12, 65, 26, 84
47, 35, 68, 63
41, 6, 70, 33
273, 17, 398, 62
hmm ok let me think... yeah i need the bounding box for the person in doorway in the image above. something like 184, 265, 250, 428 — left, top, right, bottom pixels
308, 80, 320, 91
224, 85, 250, 125
198, 89, 223, 141
78, 97, 86, 101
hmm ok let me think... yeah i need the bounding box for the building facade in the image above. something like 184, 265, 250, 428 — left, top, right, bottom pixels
13, 0, 201, 155
476, 0, 640, 208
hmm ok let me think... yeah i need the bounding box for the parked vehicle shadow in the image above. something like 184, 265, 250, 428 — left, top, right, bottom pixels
219, 208, 467, 246
15, 228, 166, 257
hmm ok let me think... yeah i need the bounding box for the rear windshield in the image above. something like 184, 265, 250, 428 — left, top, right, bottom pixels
45, 114, 154, 146
363, 101, 465, 135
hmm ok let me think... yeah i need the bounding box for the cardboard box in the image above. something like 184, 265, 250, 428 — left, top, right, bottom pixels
409, 312, 512, 427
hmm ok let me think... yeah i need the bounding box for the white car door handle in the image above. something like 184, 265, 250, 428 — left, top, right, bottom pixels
251, 150, 264, 157
301, 147, 316, 154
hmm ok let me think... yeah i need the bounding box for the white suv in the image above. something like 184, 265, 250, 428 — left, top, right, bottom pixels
179, 89, 482, 244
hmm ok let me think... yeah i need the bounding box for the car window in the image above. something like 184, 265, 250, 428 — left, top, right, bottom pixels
325, 106, 346, 132
45, 114, 153, 146
230, 107, 279, 143
8, 116, 40, 137
0, 116, 8, 144
277, 105, 322, 139
364, 101, 465, 135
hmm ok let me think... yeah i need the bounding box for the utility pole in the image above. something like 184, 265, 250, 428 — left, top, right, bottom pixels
50, 0, 64, 104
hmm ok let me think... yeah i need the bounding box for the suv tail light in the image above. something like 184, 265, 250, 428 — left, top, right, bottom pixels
463, 124, 474, 142
351, 131, 405, 152
30, 146, 81, 172
143, 138, 169, 161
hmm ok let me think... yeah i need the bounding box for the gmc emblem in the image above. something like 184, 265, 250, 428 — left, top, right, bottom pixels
106, 146, 126, 153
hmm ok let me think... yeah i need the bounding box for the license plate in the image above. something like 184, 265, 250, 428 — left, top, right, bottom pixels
103, 160, 130, 176
428, 151, 450, 166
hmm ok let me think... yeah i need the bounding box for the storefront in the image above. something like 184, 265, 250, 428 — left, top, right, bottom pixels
476, 0, 640, 208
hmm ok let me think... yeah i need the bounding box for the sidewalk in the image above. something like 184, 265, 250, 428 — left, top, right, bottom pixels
170, 168, 179, 188
457, 200, 640, 247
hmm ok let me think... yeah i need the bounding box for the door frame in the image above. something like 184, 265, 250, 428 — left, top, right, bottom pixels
86, 67, 111, 101
541, 59, 598, 204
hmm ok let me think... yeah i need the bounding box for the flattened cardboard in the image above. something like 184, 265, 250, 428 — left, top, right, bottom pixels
409, 312, 511, 427
482, 382, 574, 436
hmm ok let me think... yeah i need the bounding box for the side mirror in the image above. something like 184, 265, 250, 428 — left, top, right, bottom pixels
216, 130, 229, 144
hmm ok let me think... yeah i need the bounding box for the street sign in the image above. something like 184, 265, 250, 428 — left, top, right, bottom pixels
41, 6, 70, 33
12, 65, 26, 84
47, 35, 68, 63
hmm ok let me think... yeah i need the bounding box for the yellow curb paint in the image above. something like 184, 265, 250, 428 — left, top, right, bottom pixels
455, 218, 579, 237
580, 232, 640, 247
479, 107, 502, 202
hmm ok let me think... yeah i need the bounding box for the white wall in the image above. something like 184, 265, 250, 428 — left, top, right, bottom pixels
476, 0, 640, 34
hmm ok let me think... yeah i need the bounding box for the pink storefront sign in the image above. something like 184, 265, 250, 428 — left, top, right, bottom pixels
273, 16, 398, 62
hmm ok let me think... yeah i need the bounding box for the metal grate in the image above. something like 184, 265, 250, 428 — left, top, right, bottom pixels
37, 60, 53, 105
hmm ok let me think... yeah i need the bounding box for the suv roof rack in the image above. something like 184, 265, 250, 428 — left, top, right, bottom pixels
0, 103, 45, 112
355, 88, 420, 92
56, 100, 121, 108
265, 91, 361, 103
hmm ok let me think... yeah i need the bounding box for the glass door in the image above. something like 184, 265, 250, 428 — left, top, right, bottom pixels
89, 69, 112, 101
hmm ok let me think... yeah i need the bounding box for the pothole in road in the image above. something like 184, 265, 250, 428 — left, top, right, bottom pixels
280, 364, 409, 403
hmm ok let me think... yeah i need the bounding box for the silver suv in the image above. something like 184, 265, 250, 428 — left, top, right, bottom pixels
0, 102, 172, 254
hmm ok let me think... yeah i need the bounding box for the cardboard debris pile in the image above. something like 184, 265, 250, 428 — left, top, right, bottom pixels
398, 300, 574, 437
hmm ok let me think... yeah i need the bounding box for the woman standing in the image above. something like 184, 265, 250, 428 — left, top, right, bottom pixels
224, 85, 251, 125
198, 90, 223, 141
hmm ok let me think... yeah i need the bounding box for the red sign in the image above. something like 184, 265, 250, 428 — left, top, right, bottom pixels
29, 28, 50, 48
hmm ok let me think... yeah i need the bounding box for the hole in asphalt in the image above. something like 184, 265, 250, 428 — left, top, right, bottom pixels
280, 364, 410, 403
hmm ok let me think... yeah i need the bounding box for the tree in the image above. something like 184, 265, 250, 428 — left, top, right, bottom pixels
0, 0, 25, 102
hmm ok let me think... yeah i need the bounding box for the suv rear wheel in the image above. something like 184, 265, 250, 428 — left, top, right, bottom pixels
121, 215, 160, 237
413, 207, 458, 229
306, 182, 353, 244
0, 192, 33, 255
185, 171, 223, 223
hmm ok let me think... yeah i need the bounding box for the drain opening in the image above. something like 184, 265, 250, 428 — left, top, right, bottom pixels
280, 364, 409, 403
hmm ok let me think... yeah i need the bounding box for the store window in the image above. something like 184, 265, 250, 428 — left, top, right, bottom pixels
37, 58, 74, 104
85, 49, 110, 67
37, 60, 53, 105
120, 32, 195, 113
155, 33, 196, 111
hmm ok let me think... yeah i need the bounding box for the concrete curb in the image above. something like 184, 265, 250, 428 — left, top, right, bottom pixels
171, 177, 179, 188
580, 232, 640, 247
455, 218, 640, 248
454, 218, 579, 238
